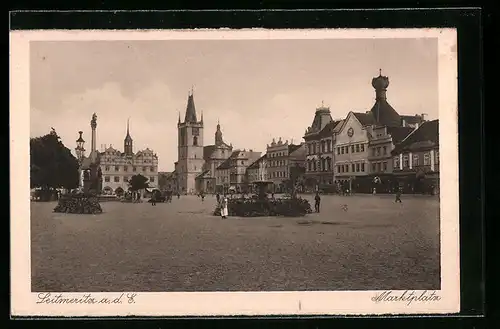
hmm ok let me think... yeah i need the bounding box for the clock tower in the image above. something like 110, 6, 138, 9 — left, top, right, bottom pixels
177, 89, 204, 194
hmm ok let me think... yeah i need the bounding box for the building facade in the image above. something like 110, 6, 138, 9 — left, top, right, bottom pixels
99, 122, 159, 194
391, 120, 440, 194
246, 154, 268, 183
303, 104, 344, 192
265, 139, 306, 193
215, 149, 261, 193
333, 112, 373, 191
77, 118, 158, 195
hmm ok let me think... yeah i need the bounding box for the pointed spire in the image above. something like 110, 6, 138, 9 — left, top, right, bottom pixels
379, 68, 382, 76
178, 110, 181, 124
201, 109, 204, 123
126, 117, 130, 135
184, 89, 197, 123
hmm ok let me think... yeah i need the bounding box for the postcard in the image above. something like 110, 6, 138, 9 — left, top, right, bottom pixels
10, 28, 459, 316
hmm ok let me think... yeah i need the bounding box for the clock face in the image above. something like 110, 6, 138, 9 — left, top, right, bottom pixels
347, 127, 354, 137
192, 127, 199, 136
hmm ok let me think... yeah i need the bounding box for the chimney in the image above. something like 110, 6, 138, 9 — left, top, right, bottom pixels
402, 119, 406, 127
421, 113, 426, 121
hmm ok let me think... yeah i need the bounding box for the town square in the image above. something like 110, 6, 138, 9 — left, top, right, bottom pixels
28, 37, 442, 293
31, 193, 440, 292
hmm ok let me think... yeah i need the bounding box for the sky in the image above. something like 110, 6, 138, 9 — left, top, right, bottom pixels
30, 38, 438, 171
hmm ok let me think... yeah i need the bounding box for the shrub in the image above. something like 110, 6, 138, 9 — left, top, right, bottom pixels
213, 197, 312, 217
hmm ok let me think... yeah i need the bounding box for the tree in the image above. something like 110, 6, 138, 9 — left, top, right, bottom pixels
128, 174, 149, 192
30, 129, 79, 195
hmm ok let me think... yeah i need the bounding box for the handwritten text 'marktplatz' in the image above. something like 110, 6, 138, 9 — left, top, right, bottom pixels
36, 293, 137, 305
372, 290, 441, 306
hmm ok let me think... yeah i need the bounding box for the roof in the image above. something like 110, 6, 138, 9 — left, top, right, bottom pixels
386, 126, 415, 144
391, 120, 439, 155
318, 120, 343, 138
370, 100, 401, 127
400, 115, 424, 125
216, 151, 240, 170
184, 93, 197, 123
196, 170, 211, 179
247, 154, 267, 169
288, 144, 302, 154
353, 112, 377, 126
203, 145, 216, 159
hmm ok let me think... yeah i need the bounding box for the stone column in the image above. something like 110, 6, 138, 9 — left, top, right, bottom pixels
430, 149, 435, 171
409, 152, 413, 169
399, 153, 403, 170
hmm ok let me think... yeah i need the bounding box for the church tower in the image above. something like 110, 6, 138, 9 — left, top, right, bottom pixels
177, 88, 204, 194
124, 118, 133, 156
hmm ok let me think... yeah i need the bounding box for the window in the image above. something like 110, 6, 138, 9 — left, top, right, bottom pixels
356, 144, 360, 153
124, 176, 129, 182
383, 146, 387, 155
403, 155, 409, 168
361, 144, 365, 152
394, 156, 400, 168
413, 154, 419, 166
241, 161, 244, 165
383, 162, 387, 171
351, 145, 355, 153
377, 162, 381, 172
313, 162, 316, 171
373, 148, 377, 156
337, 147, 340, 155
133, 166, 137, 172
150, 176, 155, 182
114, 176, 120, 182
327, 140, 331, 152
424, 153, 431, 165
376, 147, 381, 156
435, 150, 439, 163
115, 166, 119, 171
143, 167, 147, 172
352, 164, 355, 172
105, 166, 110, 171
105, 176, 110, 182
123, 166, 128, 172
345, 164, 349, 172
193, 136, 198, 146
372, 163, 376, 172
361, 163, 365, 172
341, 147, 345, 154
356, 163, 360, 172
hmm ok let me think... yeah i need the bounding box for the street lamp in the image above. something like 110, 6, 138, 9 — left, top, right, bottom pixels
75, 131, 86, 162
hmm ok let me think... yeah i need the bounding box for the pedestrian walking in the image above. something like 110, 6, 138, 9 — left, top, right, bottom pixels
220, 194, 228, 219
177, 192, 180, 199
395, 187, 402, 203
314, 192, 321, 213
216, 193, 220, 204
151, 193, 157, 206
201, 192, 205, 202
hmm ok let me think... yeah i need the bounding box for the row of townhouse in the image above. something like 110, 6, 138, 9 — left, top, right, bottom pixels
212, 72, 439, 195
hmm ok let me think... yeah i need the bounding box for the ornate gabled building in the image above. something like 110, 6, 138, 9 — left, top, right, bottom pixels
303, 103, 344, 191
99, 119, 159, 195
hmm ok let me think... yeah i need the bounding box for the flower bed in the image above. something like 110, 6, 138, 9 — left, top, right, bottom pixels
53, 193, 103, 214
213, 197, 312, 217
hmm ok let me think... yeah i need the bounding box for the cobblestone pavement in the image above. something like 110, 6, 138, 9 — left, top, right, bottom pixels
31, 194, 440, 292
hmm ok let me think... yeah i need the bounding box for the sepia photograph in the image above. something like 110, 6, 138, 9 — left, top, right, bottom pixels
10, 28, 459, 316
